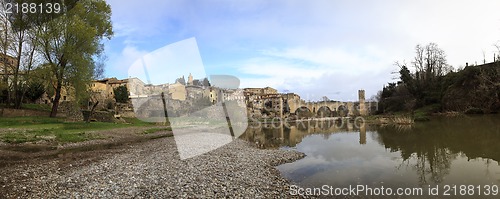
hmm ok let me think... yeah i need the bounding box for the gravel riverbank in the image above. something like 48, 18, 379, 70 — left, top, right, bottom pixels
0, 136, 306, 198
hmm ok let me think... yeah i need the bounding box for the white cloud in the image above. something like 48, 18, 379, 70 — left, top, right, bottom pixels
126, 38, 206, 85
105, 45, 148, 78
105, 0, 500, 101
235, 46, 395, 101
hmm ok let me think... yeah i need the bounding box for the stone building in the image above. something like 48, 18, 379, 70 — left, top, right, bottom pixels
262, 87, 278, 94
91, 78, 128, 102
186, 85, 208, 100
37, 86, 75, 105
0, 54, 17, 78
168, 81, 187, 101
243, 87, 278, 96
209, 87, 219, 104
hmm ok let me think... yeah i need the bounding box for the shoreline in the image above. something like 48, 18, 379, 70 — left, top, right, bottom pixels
0, 135, 308, 198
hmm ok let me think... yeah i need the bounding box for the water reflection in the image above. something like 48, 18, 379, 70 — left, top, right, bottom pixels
242, 119, 367, 149
375, 116, 500, 186
241, 115, 500, 194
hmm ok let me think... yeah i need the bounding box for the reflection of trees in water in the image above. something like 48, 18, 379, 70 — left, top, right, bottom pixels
380, 126, 455, 185
377, 115, 500, 185
410, 148, 455, 185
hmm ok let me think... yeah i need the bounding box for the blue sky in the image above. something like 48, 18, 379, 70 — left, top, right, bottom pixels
104, 0, 500, 101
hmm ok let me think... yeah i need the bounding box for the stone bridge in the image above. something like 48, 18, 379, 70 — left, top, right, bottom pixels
288, 100, 357, 117
287, 90, 367, 117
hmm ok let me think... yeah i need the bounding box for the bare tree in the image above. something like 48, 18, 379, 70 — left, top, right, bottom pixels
494, 43, 500, 62
411, 43, 449, 83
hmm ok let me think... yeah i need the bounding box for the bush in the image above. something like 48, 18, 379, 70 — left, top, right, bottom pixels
105, 99, 115, 110
113, 85, 129, 103
24, 82, 46, 102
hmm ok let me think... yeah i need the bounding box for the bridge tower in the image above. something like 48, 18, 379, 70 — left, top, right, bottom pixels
358, 90, 367, 116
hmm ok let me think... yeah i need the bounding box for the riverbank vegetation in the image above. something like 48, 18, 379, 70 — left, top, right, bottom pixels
376, 43, 500, 120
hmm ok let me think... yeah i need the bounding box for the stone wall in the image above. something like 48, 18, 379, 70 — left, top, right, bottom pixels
115, 102, 135, 118
0, 108, 51, 117
91, 111, 120, 123
58, 101, 84, 121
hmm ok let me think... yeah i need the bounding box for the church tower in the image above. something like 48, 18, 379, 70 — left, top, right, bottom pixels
358, 90, 367, 116
187, 73, 193, 85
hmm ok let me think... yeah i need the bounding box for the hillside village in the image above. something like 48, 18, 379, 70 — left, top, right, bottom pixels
83, 74, 315, 120
2, 52, 371, 120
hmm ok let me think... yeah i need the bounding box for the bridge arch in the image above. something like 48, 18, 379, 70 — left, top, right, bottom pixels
316, 106, 332, 118
295, 106, 312, 118
337, 105, 349, 117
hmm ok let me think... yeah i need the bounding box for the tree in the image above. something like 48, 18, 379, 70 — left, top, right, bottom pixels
495, 42, 500, 62
34, 0, 113, 117
24, 81, 45, 103
113, 85, 129, 103
412, 43, 450, 82
0, 1, 13, 106
0, 0, 42, 109
396, 43, 451, 107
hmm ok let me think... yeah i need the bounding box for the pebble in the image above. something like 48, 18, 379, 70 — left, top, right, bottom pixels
0, 137, 310, 198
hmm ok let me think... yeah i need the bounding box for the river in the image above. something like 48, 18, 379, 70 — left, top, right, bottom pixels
241, 115, 500, 197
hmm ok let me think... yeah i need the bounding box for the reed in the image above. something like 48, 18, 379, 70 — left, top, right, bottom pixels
391, 115, 414, 125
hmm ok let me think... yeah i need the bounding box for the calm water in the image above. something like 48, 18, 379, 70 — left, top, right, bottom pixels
242, 115, 500, 197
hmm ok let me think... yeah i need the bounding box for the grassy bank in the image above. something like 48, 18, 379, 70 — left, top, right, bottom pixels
0, 116, 166, 144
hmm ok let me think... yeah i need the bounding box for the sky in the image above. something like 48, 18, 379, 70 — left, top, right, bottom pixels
104, 0, 500, 101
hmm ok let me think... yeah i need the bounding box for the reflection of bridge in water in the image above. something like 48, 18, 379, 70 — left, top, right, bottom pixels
241, 120, 370, 149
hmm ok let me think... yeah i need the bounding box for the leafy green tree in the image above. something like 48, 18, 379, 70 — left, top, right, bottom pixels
113, 85, 129, 103
34, 0, 113, 117
24, 81, 45, 103
0, 0, 44, 109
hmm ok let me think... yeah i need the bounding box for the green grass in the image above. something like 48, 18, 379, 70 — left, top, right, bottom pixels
413, 104, 440, 121
21, 104, 52, 112
0, 116, 164, 144
142, 127, 172, 134
0, 103, 52, 112
121, 117, 159, 126
0, 116, 64, 127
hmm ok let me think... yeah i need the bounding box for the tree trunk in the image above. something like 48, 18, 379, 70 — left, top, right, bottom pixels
13, 31, 25, 109
16, 42, 36, 108
12, 66, 20, 108
50, 81, 62, 117
13, 30, 25, 109
1, 60, 8, 106
84, 101, 99, 123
